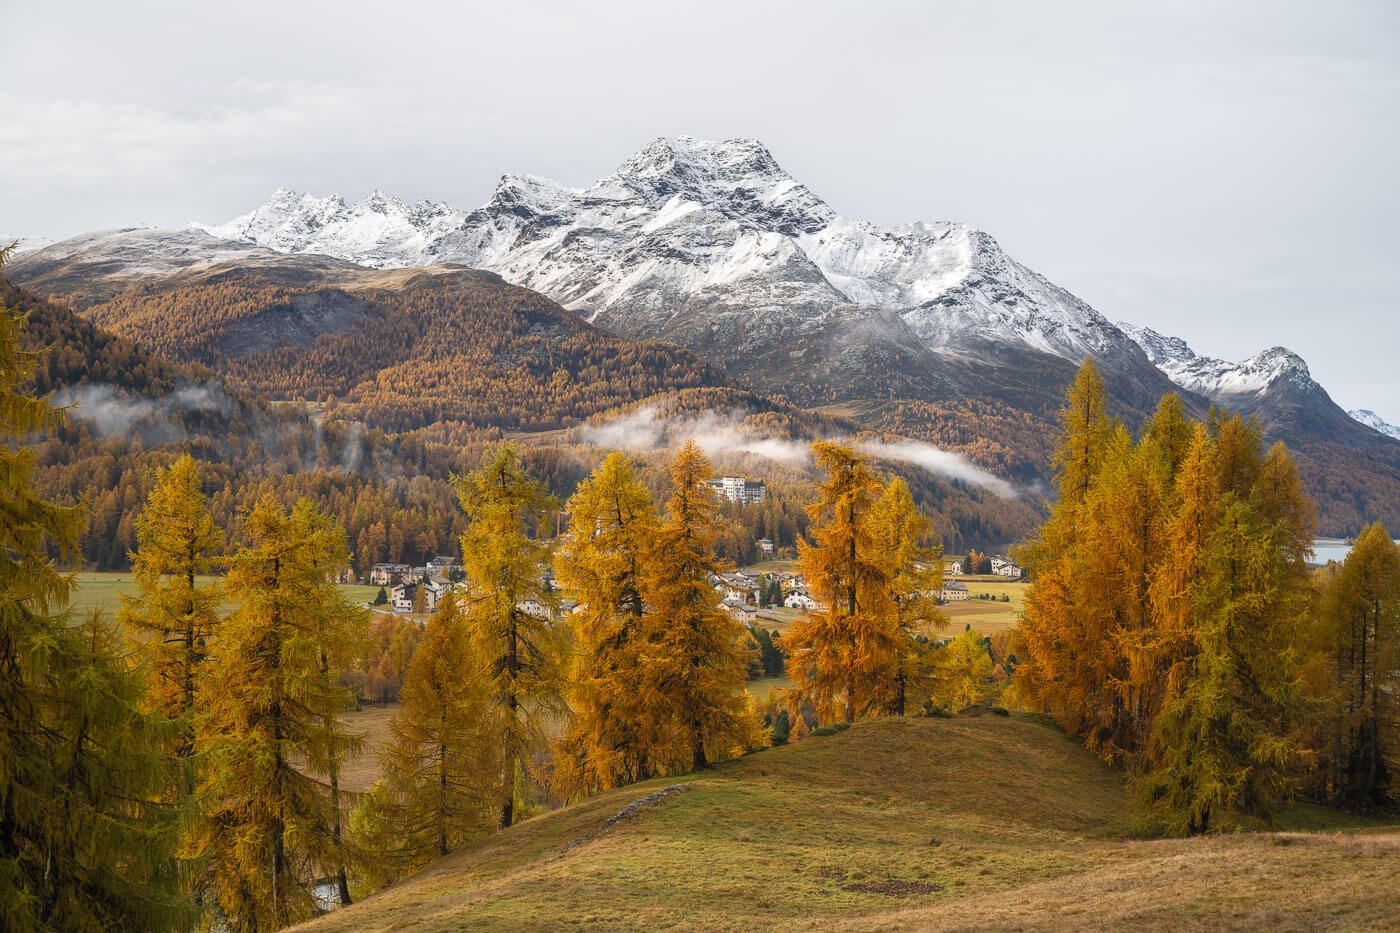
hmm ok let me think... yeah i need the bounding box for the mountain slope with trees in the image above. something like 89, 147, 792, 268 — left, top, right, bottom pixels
71, 263, 728, 434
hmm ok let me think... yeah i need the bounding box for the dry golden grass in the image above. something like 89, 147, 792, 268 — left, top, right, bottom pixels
853, 830, 1400, 931
293, 713, 1400, 932
338, 703, 400, 793
65, 572, 379, 617
940, 579, 1027, 636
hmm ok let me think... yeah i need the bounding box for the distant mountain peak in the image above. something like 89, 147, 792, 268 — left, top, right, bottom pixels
1349, 409, 1400, 440
202, 186, 467, 268
1115, 322, 1197, 366
1118, 323, 1316, 400
484, 173, 575, 213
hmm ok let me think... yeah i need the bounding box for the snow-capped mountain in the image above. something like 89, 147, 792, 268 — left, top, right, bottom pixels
20, 136, 1377, 432
1116, 323, 1316, 400
201, 137, 1155, 390
7, 227, 364, 306
1116, 321, 1396, 444
205, 189, 468, 271
1349, 409, 1400, 441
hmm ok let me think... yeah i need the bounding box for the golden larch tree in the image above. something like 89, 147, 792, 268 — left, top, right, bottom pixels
1013, 358, 1117, 734
189, 496, 364, 929
1309, 523, 1400, 809
784, 441, 899, 724
866, 476, 943, 716
120, 453, 224, 763
928, 629, 995, 714
553, 452, 679, 794
1144, 489, 1306, 834
455, 444, 564, 829
644, 441, 758, 769
1142, 423, 1219, 736
354, 593, 497, 886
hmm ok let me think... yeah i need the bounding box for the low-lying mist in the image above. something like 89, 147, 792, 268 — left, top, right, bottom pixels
576, 405, 1019, 498
56, 382, 235, 443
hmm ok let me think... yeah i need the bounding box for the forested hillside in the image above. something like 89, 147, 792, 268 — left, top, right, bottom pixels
80, 265, 727, 432
8, 274, 470, 567
12, 262, 1044, 568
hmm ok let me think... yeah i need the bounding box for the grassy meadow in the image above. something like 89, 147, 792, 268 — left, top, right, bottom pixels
736, 561, 1027, 639
338, 703, 400, 794
63, 572, 382, 617
939, 577, 1027, 637
296, 713, 1400, 931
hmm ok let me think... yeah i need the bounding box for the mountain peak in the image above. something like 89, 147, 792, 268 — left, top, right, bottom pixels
196, 138, 1144, 365
485, 173, 574, 214
1349, 409, 1400, 440
1252, 345, 1309, 375
1119, 324, 1316, 400
614, 136, 783, 184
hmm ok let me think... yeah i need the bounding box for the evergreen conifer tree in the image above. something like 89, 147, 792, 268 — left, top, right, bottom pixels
0, 251, 186, 929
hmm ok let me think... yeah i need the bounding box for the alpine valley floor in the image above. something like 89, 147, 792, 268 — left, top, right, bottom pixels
294, 714, 1400, 932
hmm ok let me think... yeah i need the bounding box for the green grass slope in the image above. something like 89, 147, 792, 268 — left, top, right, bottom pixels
298, 714, 1400, 932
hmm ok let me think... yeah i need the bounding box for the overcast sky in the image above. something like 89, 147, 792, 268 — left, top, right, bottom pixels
4, 1, 1398, 419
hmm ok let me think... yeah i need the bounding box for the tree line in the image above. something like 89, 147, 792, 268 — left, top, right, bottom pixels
1014, 360, 1400, 832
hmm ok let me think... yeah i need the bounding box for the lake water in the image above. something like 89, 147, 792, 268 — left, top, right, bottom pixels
1310, 537, 1400, 565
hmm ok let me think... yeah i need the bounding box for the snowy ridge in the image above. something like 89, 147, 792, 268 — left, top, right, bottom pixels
2, 235, 55, 256
203, 188, 468, 270
202, 136, 1144, 366
1117, 322, 1315, 400
1349, 409, 1400, 440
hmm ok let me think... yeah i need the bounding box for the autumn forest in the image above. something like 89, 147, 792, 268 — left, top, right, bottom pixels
5, 219, 1400, 933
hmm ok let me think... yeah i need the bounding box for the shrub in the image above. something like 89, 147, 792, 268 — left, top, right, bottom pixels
812, 722, 852, 737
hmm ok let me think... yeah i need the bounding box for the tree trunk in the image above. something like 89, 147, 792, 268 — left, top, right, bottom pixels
499, 745, 515, 831
691, 722, 708, 772
438, 736, 449, 856
330, 764, 352, 905
500, 613, 520, 830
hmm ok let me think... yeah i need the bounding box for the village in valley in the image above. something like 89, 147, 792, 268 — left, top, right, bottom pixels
63, 463, 1033, 733
359, 474, 1028, 652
